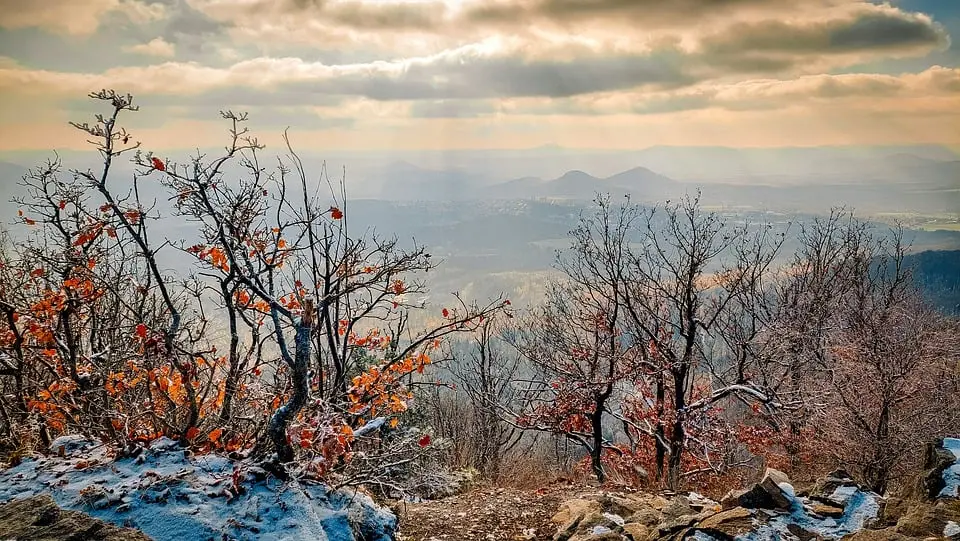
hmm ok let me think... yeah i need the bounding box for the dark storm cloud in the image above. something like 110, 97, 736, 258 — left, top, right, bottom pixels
703, 8, 948, 56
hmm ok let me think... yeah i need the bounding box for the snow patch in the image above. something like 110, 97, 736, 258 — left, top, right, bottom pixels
828, 485, 858, 505
735, 484, 880, 541
944, 520, 960, 538
0, 437, 396, 541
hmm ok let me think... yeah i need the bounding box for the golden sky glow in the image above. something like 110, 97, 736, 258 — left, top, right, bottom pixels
0, 0, 958, 150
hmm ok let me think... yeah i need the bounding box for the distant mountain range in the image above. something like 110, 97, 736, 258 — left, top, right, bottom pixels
2, 145, 958, 214
354, 158, 958, 214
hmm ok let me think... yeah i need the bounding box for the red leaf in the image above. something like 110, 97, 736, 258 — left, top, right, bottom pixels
134, 323, 148, 339
418, 434, 431, 447
151, 157, 165, 171
329, 206, 343, 220
441, 308, 449, 318
185, 426, 199, 441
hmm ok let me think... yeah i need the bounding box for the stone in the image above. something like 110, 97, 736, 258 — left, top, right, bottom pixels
808, 470, 859, 506
721, 486, 776, 510
811, 503, 845, 518
895, 499, 960, 538
696, 507, 754, 537
660, 496, 694, 520
842, 528, 915, 541
687, 492, 719, 512
758, 468, 795, 510
553, 499, 603, 527
599, 495, 646, 520
626, 508, 662, 527
786, 523, 823, 541
622, 522, 650, 541
578, 511, 623, 532
0, 495, 151, 540
657, 513, 699, 535
877, 497, 911, 527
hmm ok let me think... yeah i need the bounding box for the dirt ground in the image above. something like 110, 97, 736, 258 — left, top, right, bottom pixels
395, 482, 583, 541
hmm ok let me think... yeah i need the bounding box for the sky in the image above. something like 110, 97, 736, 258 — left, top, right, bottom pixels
0, 0, 958, 152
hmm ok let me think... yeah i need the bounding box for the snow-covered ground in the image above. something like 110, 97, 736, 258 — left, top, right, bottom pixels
0, 436, 396, 541
735, 481, 879, 541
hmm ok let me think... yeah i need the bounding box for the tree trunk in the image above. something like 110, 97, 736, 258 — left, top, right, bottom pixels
268, 302, 313, 464
654, 376, 666, 483
590, 403, 606, 483
667, 370, 687, 491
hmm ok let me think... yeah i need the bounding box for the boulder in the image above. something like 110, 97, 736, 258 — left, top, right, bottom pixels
622, 522, 650, 541
695, 507, 755, 537
0, 495, 151, 541
895, 499, 960, 538
876, 497, 911, 527
758, 468, 795, 510
786, 522, 824, 541
906, 439, 957, 501
811, 503, 845, 518
841, 528, 915, 541
720, 486, 775, 510
659, 496, 694, 520
808, 469, 859, 506
553, 498, 603, 527
626, 507, 662, 527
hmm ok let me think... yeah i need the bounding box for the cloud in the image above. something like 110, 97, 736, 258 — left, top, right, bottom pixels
0, 0, 166, 35
123, 37, 176, 57
700, 5, 949, 57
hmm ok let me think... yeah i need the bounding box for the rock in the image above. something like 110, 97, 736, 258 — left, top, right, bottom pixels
906, 439, 957, 501
579, 511, 623, 531
622, 522, 649, 541
877, 497, 911, 527
842, 528, 915, 541
659, 496, 694, 520
811, 503, 845, 518
598, 495, 646, 520
786, 522, 824, 541
895, 499, 960, 538
720, 486, 776, 510
656, 513, 699, 535
808, 470, 859, 505
695, 507, 754, 537
758, 468, 795, 510
553, 499, 603, 527
687, 492, 719, 512
626, 508, 661, 527
0, 495, 151, 540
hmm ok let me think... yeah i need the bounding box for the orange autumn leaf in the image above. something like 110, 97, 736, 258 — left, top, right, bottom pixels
185, 426, 199, 441
208, 428, 223, 443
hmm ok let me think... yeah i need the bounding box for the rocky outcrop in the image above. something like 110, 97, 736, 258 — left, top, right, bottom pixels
550, 468, 880, 541
0, 494, 152, 540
